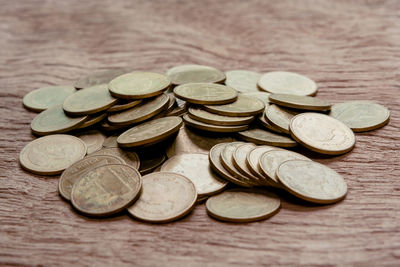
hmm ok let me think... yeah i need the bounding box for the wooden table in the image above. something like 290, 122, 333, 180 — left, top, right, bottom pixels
1, 1, 399, 265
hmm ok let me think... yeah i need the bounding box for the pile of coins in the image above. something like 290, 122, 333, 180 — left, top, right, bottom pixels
19, 65, 390, 223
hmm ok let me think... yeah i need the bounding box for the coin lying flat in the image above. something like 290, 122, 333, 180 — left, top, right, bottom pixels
224, 70, 262, 92
258, 71, 317, 96
174, 83, 238, 105
75, 112, 107, 130
277, 160, 347, 204
269, 93, 331, 111
31, 105, 87, 136
204, 95, 265, 117
71, 164, 142, 216
206, 189, 281, 222
76, 130, 106, 154
23, 85, 77, 112
183, 114, 249, 133
107, 99, 142, 113
108, 72, 170, 99
241, 91, 270, 105
166, 64, 225, 85
137, 150, 166, 175
117, 116, 182, 148
329, 101, 390, 132
188, 107, 254, 126
290, 113, 355, 155
127, 172, 197, 223
238, 127, 297, 147
91, 147, 140, 169
233, 143, 264, 185
59, 155, 125, 201
74, 68, 130, 89
19, 134, 87, 175
265, 104, 298, 134
246, 145, 279, 181
160, 153, 227, 197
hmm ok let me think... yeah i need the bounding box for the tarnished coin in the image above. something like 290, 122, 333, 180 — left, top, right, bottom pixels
238, 127, 297, 147
269, 94, 331, 111
118, 116, 182, 148
108, 72, 170, 99
127, 172, 197, 223
107, 99, 142, 113
160, 153, 227, 197
233, 143, 264, 185
277, 160, 347, 204
137, 150, 167, 175
174, 83, 238, 105
23, 85, 77, 112
206, 189, 281, 222
75, 112, 107, 130
258, 71, 317, 96
247, 145, 279, 181
91, 147, 140, 169
224, 70, 262, 92
265, 104, 298, 134
71, 164, 142, 216
166, 64, 225, 85
59, 155, 125, 201
74, 68, 130, 89
290, 113, 355, 155
257, 113, 284, 134
76, 130, 106, 154
31, 105, 87, 136
241, 91, 270, 105
204, 95, 265, 117
183, 114, 249, 133
329, 101, 390, 132
19, 134, 87, 175
188, 107, 253, 126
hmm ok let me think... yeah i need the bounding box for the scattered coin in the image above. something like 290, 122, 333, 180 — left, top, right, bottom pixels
75, 112, 107, 130
107, 99, 142, 113
204, 94, 265, 117
91, 147, 140, 169
183, 114, 249, 133
188, 107, 254, 126
137, 150, 167, 175
246, 145, 280, 182
224, 70, 261, 92
174, 83, 238, 105
238, 127, 297, 147
102, 135, 118, 148
265, 104, 298, 134
257, 112, 284, 134
23, 85, 77, 112
269, 93, 331, 111
166, 105, 186, 117
100, 120, 129, 132
74, 68, 130, 89
76, 130, 106, 154
166, 93, 177, 113
241, 91, 270, 105
166, 64, 225, 85
233, 143, 264, 185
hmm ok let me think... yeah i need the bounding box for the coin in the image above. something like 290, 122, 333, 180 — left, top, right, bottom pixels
246, 145, 279, 181
166, 105, 186, 117
329, 101, 390, 132
91, 147, 140, 169
100, 120, 129, 132
108, 72, 170, 99
265, 104, 298, 134
102, 135, 118, 148
289, 113, 355, 155
269, 93, 331, 111
204, 94, 265, 117
71, 164, 142, 216
117, 116, 182, 148
277, 160, 347, 204
258, 71, 317, 96
183, 114, 249, 133
241, 91, 270, 105
166, 64, 225, 85
174, 83, 238, 105
19, 134, 87, 175
160, 153, 227, 197
238, 127, 297, 147
59, 155, 125, 200
127, 172, 197, 223
233, 143, 265, 185
23, 85, 77, 112
188, 107, 253, 126
75, 112, 107, 130
224, 70, 262, 92
76, 130, 106, 154
74, 68, 130, 89
31, 105, 87, 136
206, 188, 281, 222
166, 93, 177, 112
107, 99, 142, 113
137, 150, 167, 175
257, 112, 284, 134
107, 93, 169, 126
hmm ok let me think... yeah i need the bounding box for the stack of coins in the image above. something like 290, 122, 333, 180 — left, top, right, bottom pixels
19, 65, 390, 223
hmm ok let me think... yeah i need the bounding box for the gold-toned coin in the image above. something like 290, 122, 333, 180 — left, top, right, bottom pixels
23, 85, 77, 112
100, 120, 129, 132
160, 153, 227, 197
290, 113, 355, 155
224, 70, 262, 92
107, 99, 142, 113
174, 83, 238, 105
206, 188, 281, 223
117, 116, 182, 148
238, 127, 297, 147
233, 143, 265, 185
183, 114, 249, 133
246, 145, 280, 182
166, 93, 177, 113
257, 113, 284, 134
277, 160, 347, 204
269, 93, 331, 111
204, 94, 265, 117
76, 130, 106, 154
258, 71, 317, 96
108, 72, 170, 99
241, 91, 270, 105
102, 135, 118, 148
31, 105, 87, 136
265, 104, 298, 134
71, 164, 142, 216
19, 134, 87, 175
127, 172, 197, 223
166, 64, 225, 85
91, 147, 140, 169
188, 107, 254, 126
137, 150, 166, 175
329, 101, 390, 132
107, 93, 169, 126
75, 112, 107, 130
166, 105, 186, 117
74, 68, 130, 89
59, 155, 125, 201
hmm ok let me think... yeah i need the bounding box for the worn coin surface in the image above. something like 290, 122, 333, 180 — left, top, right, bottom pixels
71, 164, 142, 216
204, 94, 265, 117
183, 114, 249, 133
206, 188, 281, 222
188, 107, 254, 126
75, 113, 107, 130
224, 70, 262, 92
265, 104, 298, 134
238, 127, 297, 147
107, 99, 142, 113
166, 64, 225, 85
91, 147, 139, 169
247, 145, 279, 181
76, 130, 106, 154
329, 101, 390, 132
241, 91, 270, 105
102, 135, 118, 148
277, 160, 347, 204
137, 150, 167, 175
174, 83, 238, 105
74, 68, 130, 89
233, 143, 264, 185
290, 113, 355, 155
257, 112, 284, 134
19, 134, 87, 175
23, 85, 77, 112
258, 71, 317, 96
127, 172, 197, 223
269, 93, 331, 111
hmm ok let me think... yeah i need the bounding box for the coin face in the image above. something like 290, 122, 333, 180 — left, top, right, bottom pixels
241, 91, 270, 105
289, 113, 355, 155
238, 127, 297, 147
75, 113, 107, 130
137, 150, 166, 175
107, 99, 142, 113
71, 164, 142, 216
76, 130, 106, 154
19, 134, 87, 175
160, 153, 227, 197
188, 107, 254, 126
23, 85, 77, 112
277, 160, 347, 204
183, 114, 249, 133
265, 104, 298, 134
269, 93, 331, 111
166, 64, 225, 85
74, 68, 130, 89
233, 143, 264, 185
108, 72, 170, 99
329, 101, 390, 132
206, 189, 281, 222
127, 172, 197, 223
258, 71, 317, 96
224, 70, 262, 92
174, 83, 238, 105
246, 145, 279, 181
59, 155, 125, 200
204, 95, 265, 117
91, 147, 139, 169
117, 116, 182, 148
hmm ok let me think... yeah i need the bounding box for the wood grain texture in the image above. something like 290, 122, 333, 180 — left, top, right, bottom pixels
1, 0, 400, 266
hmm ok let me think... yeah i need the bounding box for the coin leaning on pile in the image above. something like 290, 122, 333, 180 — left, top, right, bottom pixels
18, 65, 390, 223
